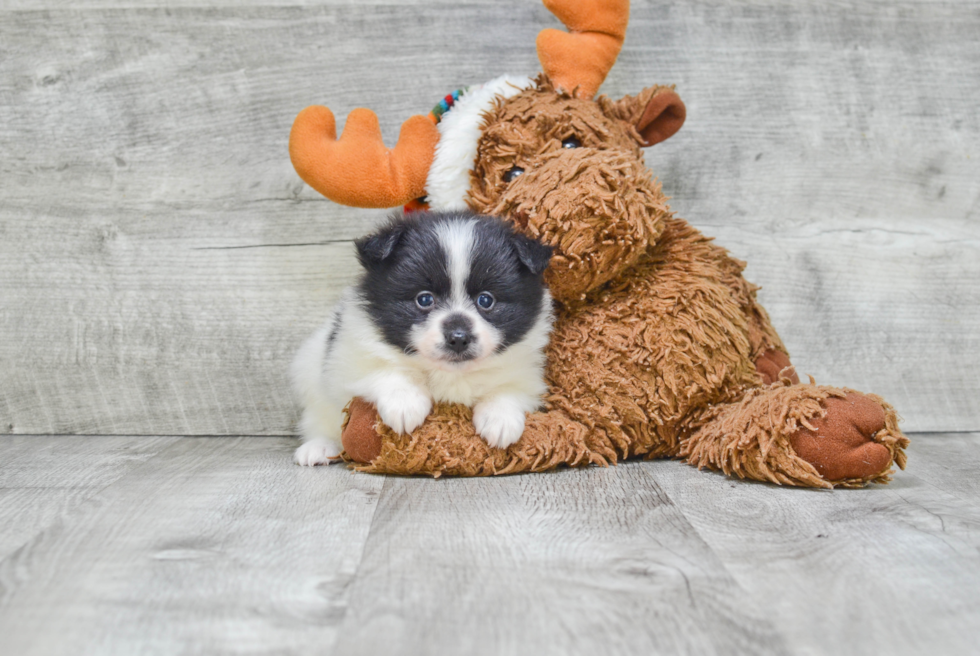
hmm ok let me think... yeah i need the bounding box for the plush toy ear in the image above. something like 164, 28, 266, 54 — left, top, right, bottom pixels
511, 233, 554, 276
603, 85, 687, 147
635, 88, 686, 146
355, 221, 406, 268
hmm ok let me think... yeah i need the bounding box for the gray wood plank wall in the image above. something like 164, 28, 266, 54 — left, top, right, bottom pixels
1, 0, 978, 436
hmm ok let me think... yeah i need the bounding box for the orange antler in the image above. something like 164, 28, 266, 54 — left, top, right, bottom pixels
289, 106, 440, 208
536, 0, 629, 99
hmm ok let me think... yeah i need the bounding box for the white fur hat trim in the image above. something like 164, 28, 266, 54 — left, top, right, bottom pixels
424, 74, 534, 211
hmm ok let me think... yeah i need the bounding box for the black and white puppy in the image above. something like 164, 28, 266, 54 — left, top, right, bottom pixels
291, 210, 554, 466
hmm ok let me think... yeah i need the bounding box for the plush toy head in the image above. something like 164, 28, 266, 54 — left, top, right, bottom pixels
289, 0, 686, 304
466, 77, 683, 302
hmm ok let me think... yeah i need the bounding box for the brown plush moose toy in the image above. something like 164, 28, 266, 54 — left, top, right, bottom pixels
288, 0, 908, 487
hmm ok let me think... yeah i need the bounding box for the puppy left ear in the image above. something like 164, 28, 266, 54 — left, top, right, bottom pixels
511, 233, 553, 276
355, 220, 406, 268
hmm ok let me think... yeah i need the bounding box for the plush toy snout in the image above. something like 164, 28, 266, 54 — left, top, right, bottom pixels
488, 147, 669, 303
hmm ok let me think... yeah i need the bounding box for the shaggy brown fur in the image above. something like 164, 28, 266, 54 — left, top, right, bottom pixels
469, 79, 666, 302
337, 76, 909, 487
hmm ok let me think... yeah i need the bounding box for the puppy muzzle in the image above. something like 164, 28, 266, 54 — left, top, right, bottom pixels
440, 314, 478, 362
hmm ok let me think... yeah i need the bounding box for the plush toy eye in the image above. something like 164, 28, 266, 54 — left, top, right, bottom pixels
416, 292, 435, 308
561, 137, 581, 149
476, 292, 495, 310
502, 166, 524, 183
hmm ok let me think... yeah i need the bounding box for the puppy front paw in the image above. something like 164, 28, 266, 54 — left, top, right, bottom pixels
473, 397, 527, 449
294, 438, 342, 466
376, 389, 432, 434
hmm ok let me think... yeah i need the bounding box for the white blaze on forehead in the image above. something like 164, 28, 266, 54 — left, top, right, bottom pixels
406, 220, 507, 371
425, 74, 534, 211
434, 217, 476, 307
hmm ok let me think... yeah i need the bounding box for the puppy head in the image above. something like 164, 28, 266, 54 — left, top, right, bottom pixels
356, 211, 552, 369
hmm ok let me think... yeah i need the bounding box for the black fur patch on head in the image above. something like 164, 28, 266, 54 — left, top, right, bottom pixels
356, 210, 551, 354
466, 216, 551, 349
355, 221, 407, 268
356, 212, 451, 352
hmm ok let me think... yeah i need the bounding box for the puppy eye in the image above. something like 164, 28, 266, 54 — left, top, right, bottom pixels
502, 166, 524, 183
561, 137, 581, 149
416, 292, 435, 309
476, 292, 495, 310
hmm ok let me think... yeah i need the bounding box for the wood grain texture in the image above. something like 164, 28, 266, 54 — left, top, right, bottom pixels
900, 431, 980, 501
334, 465, 788, 656
0, 437, 383, 655
649, 434, 980, 656
1, 1, 977, 434
0, 0, 496, 8
0, 224, 358, 435
0, 435, 176, 559
2, 435, 978, 655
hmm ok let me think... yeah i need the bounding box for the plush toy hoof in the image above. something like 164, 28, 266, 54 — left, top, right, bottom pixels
789, 392, 892, 482
755, 348, 800, 385
342, 397, 383, 464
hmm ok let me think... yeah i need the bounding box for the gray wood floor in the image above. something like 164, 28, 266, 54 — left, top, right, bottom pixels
0, 433, 977, 655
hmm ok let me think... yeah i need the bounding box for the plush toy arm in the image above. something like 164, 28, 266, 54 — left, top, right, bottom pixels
744, 290, 800, 385
341, 398, 617, 477
710, 243, 799, 384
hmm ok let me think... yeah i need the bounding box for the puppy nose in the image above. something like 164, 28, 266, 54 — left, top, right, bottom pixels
442, 315, 474, 353
444, 328, 472, 353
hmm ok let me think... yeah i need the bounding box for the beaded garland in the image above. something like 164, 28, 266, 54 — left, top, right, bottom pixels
404, 87, 471, 213
427, 87, 470, 125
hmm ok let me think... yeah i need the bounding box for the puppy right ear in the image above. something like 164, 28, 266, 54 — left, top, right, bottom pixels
511, 233, 553, 276
355, 221, 406, 268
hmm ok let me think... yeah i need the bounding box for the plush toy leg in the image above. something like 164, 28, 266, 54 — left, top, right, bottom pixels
754, 348, 799, 385
340, 397, 384, 465
341, 400, 614, 477
680, 382, 908, 488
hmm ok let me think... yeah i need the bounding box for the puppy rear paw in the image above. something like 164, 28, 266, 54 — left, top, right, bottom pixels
473, 397, 527, 449
294, 438, 342, 466
376, 389, 432, 435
